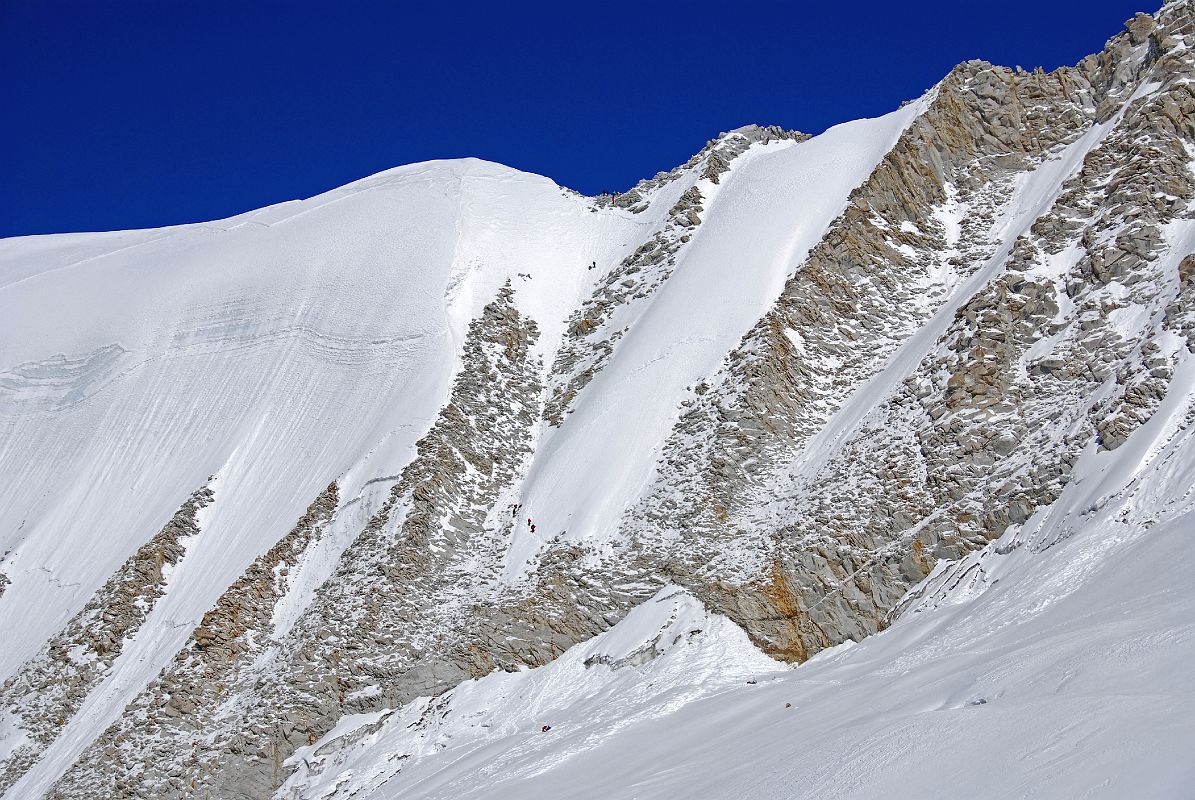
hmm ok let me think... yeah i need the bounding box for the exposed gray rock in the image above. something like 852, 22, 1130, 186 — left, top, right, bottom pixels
50, 482, 339, 799
11, 3, 1195, 795
0, 484, 214, 795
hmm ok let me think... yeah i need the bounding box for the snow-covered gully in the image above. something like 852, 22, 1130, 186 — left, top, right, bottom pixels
2, 2, 1194, 797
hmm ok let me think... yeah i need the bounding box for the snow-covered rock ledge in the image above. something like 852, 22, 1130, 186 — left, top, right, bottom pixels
276, 588, 782, 799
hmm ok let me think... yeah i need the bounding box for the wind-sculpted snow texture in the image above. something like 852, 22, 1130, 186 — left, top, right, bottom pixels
0, 3, 1193, 798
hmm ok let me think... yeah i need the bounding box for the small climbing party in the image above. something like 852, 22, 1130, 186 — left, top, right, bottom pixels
510, 503, 536, 532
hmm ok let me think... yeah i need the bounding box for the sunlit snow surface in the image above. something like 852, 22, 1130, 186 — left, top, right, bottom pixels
1, 81, 1194, 798
279, 362, 1195, 799
502, 101, 924, 580
0, 158, 655, 794
0, 101, 925, 797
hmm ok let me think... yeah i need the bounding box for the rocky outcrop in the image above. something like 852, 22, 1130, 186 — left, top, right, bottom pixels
609, 1, 1195, 659
0, 484, 214, 795
49, 482, 339, 799
548, 125, 810, 427
592, 124, 808, 213
546, 185, 707, 425
62, 284, 555, 800
8, 4, 1195, 796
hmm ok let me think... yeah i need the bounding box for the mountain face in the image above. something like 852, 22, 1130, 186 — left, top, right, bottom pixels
2, 3, 1194, 797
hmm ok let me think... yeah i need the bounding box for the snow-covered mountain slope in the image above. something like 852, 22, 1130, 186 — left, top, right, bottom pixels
1, 2, 1194, 797
290, 366, 1195, 800
275, 587, 781, 799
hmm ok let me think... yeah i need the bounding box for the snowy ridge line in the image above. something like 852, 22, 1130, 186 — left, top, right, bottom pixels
750, 29, 1190, 655
783, 92, 1128, 498
0, 146, 634, 693
502, 95, 930, 583
1, 3, 1194, 797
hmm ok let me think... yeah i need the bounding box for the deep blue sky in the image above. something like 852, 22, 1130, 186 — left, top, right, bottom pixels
1, 0, 1152, 237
